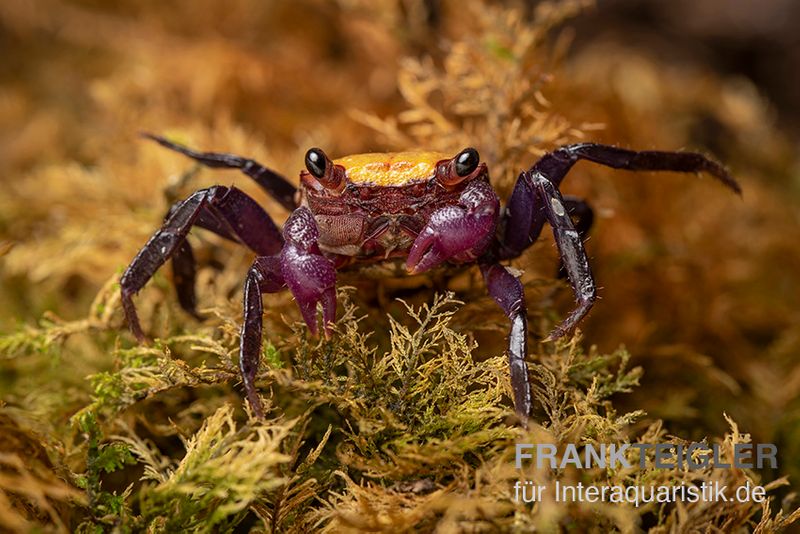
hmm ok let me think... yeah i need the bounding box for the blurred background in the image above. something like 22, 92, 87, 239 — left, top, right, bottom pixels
1, 0, 799, 526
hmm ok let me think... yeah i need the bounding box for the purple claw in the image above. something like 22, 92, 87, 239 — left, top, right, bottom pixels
406, 180, 499, 274
280, 207, 337, 336
406, 206, 464, 274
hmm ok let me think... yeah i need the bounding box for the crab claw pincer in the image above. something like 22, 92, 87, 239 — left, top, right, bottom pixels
406, 181, 499, 275
280, 207, 337, 338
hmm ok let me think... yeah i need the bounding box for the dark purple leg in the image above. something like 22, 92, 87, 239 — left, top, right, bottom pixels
556, 196, 594, 280
406, 179, 500, 274
531, 174, 597, 340
240, 256, 286, 418
142, 133, 298, 212
172, 241, 202, 319
481, 262, 531, 426
170, 183, 287, 318
165, 200, 238, 318
500, 143, 740, 258
497, 170, 597, 341
497, 143, 740, 339
120, 186, 282, 340
279, 207, 337, 337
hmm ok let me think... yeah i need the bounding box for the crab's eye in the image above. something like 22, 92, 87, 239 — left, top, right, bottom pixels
455, 148, 479, 177
436, 147, 482, 187
302, 147, 346, 193
305, 148, 327, 178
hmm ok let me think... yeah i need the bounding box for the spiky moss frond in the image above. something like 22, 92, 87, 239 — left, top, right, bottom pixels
0, 411, 85, 533
126, 404, 293, 531
3, 278, 799, 531
297, 293, 514, 479
2, 0, 800, 531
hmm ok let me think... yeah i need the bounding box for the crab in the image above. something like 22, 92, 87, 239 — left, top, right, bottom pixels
121, 134, 740, 424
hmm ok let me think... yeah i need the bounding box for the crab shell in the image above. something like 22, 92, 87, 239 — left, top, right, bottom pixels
297, 151, 492, 276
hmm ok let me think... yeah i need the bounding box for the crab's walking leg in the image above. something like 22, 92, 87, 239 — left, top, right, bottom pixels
120, 186, 282, 340
143, 133, 298, 211
172, 241, 202, 318
556, 196, 594, 279
166, 200, 240, 318
499, 170, 598, 341
240, 256, 286, 418
497, 143, 740, 339
481, 262, 532, 426
532, 174, 597, 340
501, 143, 740, 257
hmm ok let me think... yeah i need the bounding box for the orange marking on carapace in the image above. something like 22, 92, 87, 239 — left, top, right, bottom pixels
334, 151, 448, 186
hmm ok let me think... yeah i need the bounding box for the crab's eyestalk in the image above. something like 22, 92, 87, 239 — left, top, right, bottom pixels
436, 147, 483, 187
303, 147, 346, 193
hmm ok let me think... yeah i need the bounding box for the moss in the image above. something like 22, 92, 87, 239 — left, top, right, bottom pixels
2, 0, 800, 531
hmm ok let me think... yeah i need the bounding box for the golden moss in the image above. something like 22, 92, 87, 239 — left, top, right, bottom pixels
1, 0, 800, 531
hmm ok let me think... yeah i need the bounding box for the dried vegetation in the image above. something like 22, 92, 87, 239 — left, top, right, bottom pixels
1, 0, 800, 531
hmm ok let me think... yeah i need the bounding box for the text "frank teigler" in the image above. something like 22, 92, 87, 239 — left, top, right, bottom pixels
515, 442, 777, 470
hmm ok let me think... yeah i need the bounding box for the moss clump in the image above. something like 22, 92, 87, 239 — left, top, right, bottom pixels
2, 0, 800, 531
2, 289, 798, 532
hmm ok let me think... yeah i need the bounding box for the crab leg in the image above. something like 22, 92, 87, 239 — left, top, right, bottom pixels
481, 262, 532, 426
165, 194, 263, 317
556, 196, 594, 279
240, 256, 286, 418
143, 133, 299, 211
500, 143, 740, 258
497, 143, 740, 339
120, 186, 282, 340
497, 169, 599, 341
530, 173, 598, 340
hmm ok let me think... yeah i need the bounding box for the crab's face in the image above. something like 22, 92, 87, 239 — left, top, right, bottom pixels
297, 148, 489, 264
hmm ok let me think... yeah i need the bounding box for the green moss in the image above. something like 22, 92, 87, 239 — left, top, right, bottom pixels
2, 285, 797, 531
1, 0, 799, 531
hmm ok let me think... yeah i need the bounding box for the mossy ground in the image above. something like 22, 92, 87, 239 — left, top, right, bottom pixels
2, 1, 800, 532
